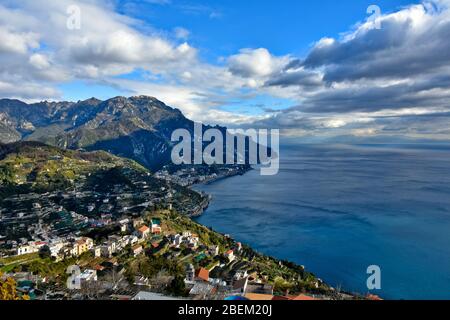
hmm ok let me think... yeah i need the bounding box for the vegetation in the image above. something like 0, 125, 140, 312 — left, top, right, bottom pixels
0, 141, 146, 196
0, 272, 29, 300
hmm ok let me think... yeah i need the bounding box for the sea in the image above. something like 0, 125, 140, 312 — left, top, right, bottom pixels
193, 143, 450, 300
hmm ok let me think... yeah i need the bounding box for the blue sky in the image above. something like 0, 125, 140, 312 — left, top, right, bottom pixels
2, 0, 450, 141
118, 0, 418, 58
60, 0, 419, 110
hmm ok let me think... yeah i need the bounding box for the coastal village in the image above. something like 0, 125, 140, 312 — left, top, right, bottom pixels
0, 143, 365, 301
1, 207, 348, 300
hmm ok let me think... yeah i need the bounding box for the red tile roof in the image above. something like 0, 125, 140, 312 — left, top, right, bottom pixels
195, 268, 210, 282
292, 294, 318, 301
245, 293, 274, 300
138, 225, 149, 233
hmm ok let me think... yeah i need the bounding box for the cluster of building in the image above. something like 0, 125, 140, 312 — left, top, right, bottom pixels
0, 166, 205, 257
169, 231, 200, 249
14, 236, 95, 260
155, 165, 248, 187
11, 216, 164, 263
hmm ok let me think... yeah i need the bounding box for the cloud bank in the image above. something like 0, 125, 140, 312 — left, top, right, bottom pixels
1, 0, 450, 140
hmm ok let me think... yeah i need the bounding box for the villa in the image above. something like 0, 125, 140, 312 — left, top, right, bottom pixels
137, 225, 150, 239
151, 218, 162, 234
224, 249, 235, 262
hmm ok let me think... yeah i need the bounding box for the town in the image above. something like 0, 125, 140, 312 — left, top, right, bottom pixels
1, 207, 347, 300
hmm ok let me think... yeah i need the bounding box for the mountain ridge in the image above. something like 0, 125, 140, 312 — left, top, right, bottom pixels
0, 96, 200, 171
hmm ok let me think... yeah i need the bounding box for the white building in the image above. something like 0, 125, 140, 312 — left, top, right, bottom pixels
16, 244, 38, 256
76, 269, 97, 285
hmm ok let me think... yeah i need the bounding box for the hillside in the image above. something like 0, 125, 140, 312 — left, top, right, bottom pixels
0, 142, 207, 240
0, 141, 144, 190
0, 96, 202, 171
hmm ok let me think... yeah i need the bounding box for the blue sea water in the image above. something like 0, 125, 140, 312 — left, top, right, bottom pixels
193, 144, 450, 300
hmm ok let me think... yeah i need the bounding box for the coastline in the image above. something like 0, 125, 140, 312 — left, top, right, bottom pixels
188, 167, 365, 300
188, 166, 253, 217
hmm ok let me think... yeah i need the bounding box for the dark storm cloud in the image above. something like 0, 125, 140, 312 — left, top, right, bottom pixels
265, 69, 323, 88
264, 2, 450, 120
302, 5, 450, 83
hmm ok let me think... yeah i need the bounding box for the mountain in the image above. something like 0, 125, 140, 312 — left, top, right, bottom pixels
0, 96, 198, 171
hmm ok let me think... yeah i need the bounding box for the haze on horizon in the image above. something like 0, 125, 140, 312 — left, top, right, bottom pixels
1, 0, 450, 142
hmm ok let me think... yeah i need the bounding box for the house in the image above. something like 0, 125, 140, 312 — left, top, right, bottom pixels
171, 234, 183, 247
187, 237, 199, 249
108, 235, 123, 250
233, 270, 248, 281
151, 242, 159, 249
183, 233, 199, 249
49, 241, 67, 260
195, 268, 210, 282
93, 246, 102, 258
100, 244, 114, 258
61, 245, 77, 258
182, 231, 192, 238
33, 241, 48, 249
245, 283, 274, 295
133, 218, 144, 228
74, 237, 94, 256
185, 264, 195, 282
76, 269, 97, 286
132, 245, 143, 257
189, 282, 216, 299
208, 245, 219, 256
224, 249, 235, 262
16, 244, 38, 256
244, 293, 274, 301
16, 241, 48, 256
151, 218, 162, 234
124, 235, 139, 245
137, 225, 150, 239
119, 218, 130, 225
232, 277, 249, 294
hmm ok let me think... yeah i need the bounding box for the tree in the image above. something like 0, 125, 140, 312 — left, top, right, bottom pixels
0, 272, 18, 300
39, 245, 51, 259
0, 272, 29, 300
167, 275, 187, 297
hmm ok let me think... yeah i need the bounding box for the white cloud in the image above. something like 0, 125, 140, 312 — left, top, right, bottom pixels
0, 80, 60, 101
228, 48, 290, 78
0, 29, 39, 54
2, 0, 450, 141
29, 54, 50, 70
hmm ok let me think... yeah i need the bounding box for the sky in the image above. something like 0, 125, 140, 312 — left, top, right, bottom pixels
1, 0, 450, 141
